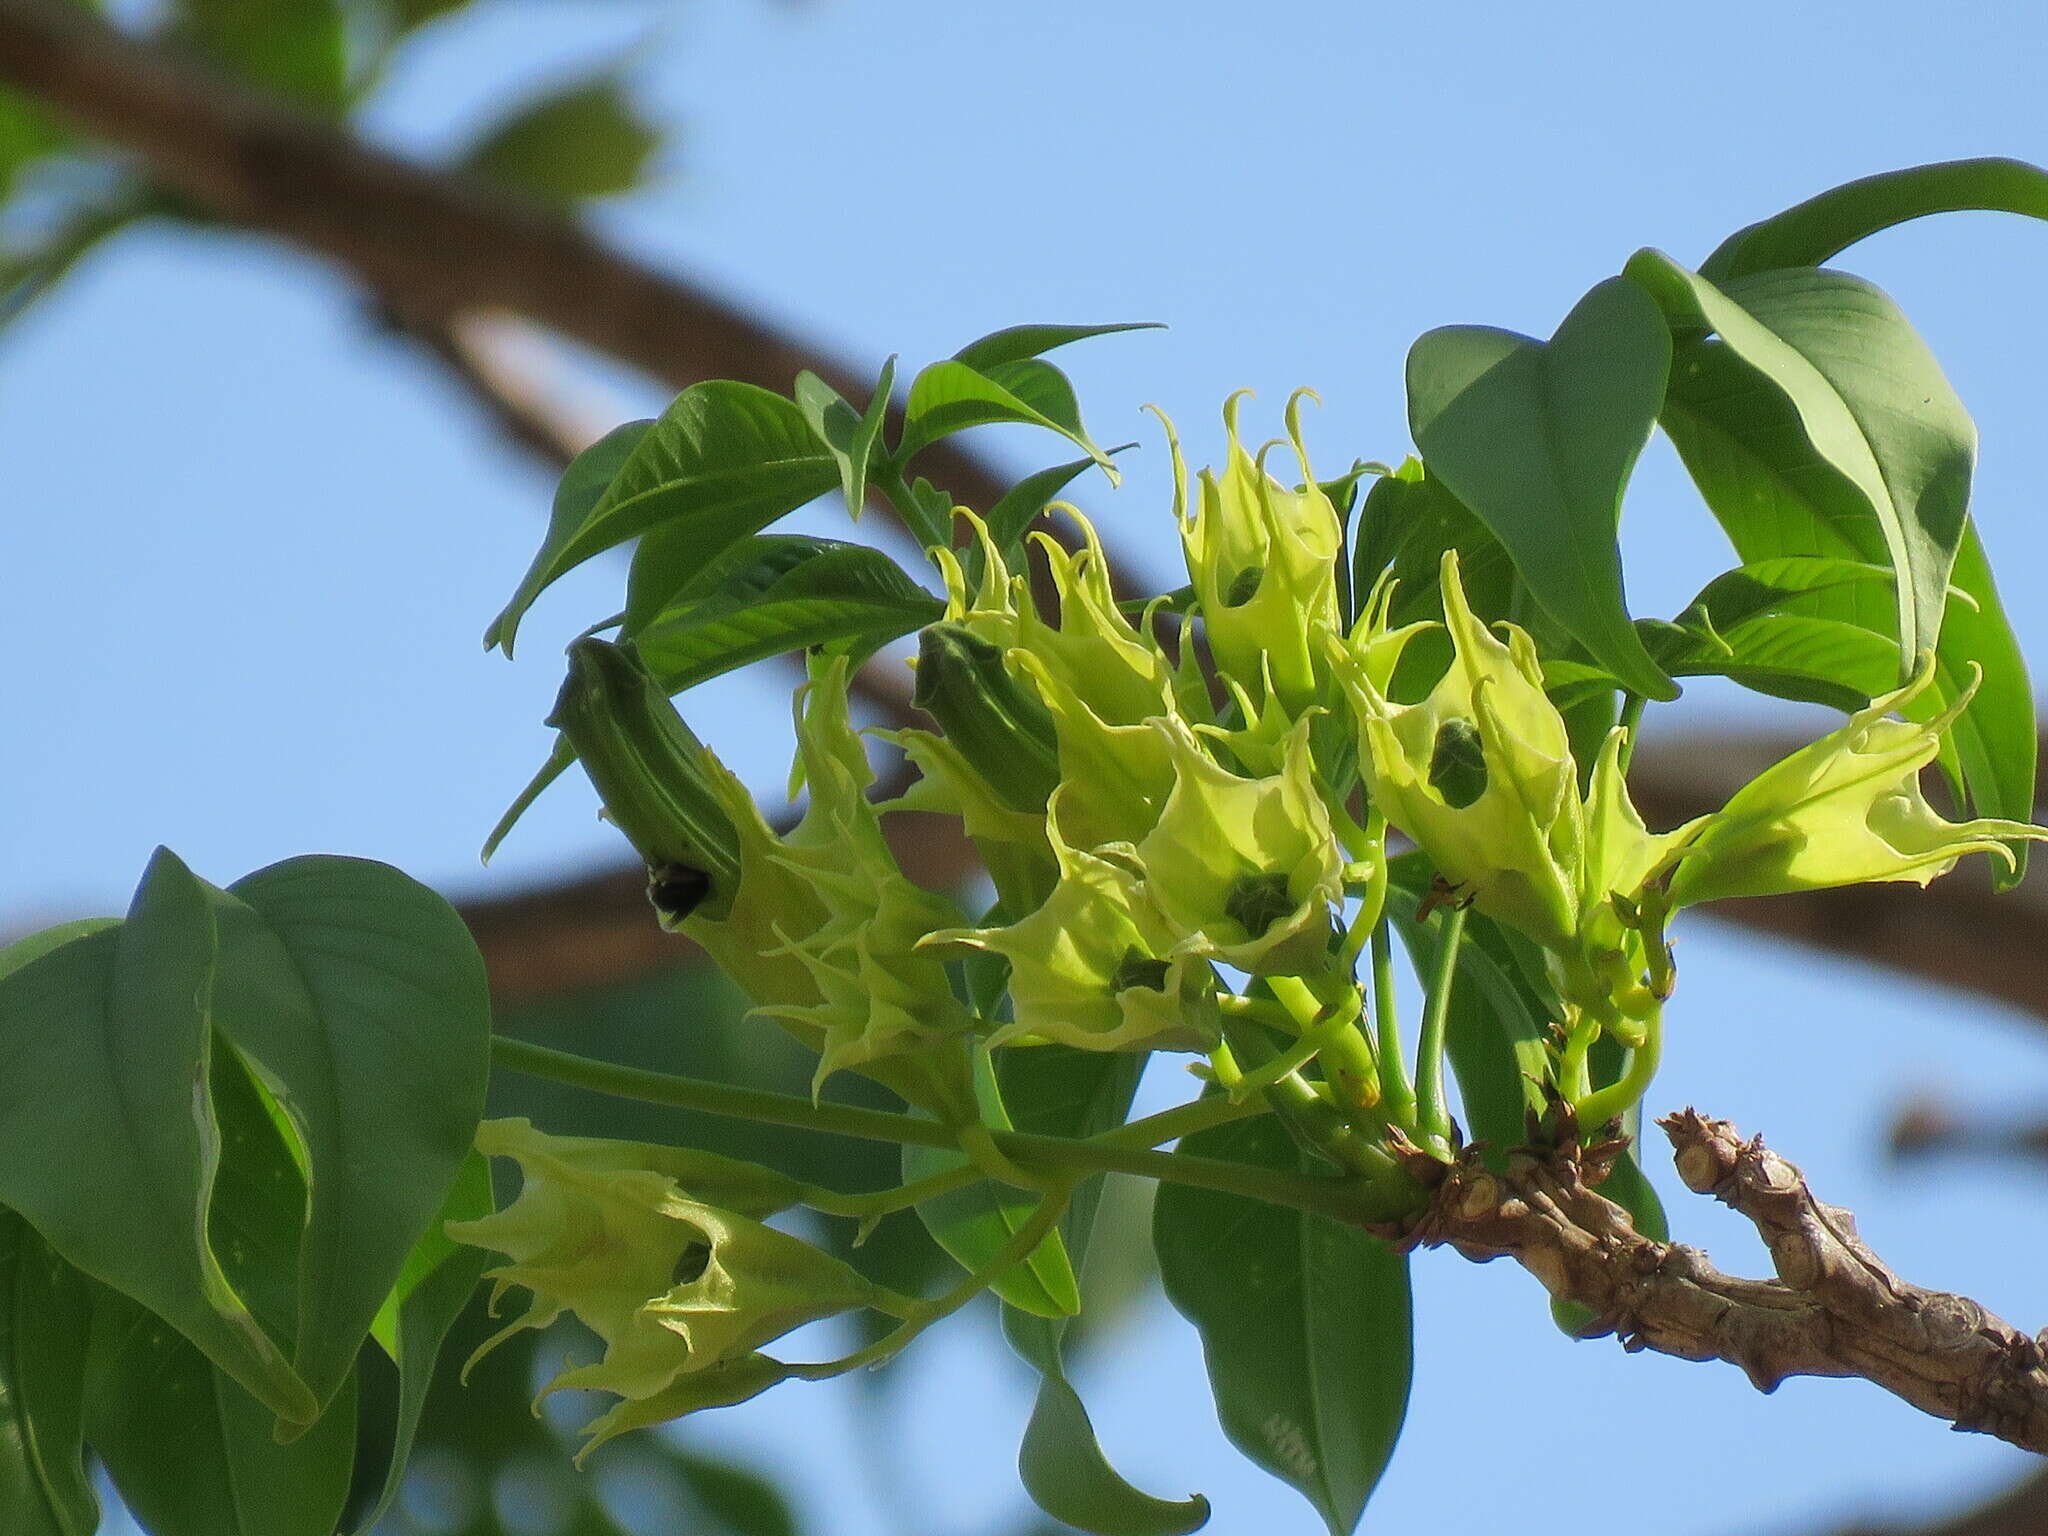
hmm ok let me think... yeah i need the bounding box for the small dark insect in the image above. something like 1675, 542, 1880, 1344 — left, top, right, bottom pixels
647, 863, 712, 922
1414, 872, 1473, 922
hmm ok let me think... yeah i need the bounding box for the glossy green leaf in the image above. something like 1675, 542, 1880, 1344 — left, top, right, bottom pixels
0, 851, 315, 1424
462, 72, 659, 204
0, 1212, 96, 1536
488, 388, 837, 656
0, 919, 117, 982
203, 856, 491, 1419
175, 0, 348, 110
897, 358, 1116, 475
998, 1051, 1207, 1535
1935, 524, 2035, 885
1406, 276, 1677, 700
84, 1049, 358, 1536
1627, 251, 1968, 670
906, 1052, 1080, 1320
952, 321, 1162, 372
631, 536, 942, 692
352, 1153, 493, 1535
795, 358, 895, 521
1702, 157, 2048, 280
1155, 1111, 1411, 1536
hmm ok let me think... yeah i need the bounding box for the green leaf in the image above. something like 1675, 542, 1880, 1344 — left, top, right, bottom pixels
795, 358, 895, 521
488, 387, 839, 658
953, 321, 1162, 372
998, 1052, 1207, 1536
906, 1051, 1080, 1320
0, 91, 67, 202
1626, 251, 1969, 672
1406, 276, 1677, 701
0, 852, 316, 1424
630, 536, 942, 692
485, 417, 653, 655
84, 1047, 359, 1536
462, 71, 660, 204
897, 358, 1117, 477
1154, 1112, 1411, 1536
352, 1153, 493, 1535
1702, 157, 2048, 281
670, 1450, 803, 1536
174, 0, 349, 111
481, 733, 578, 864
203, 856, 491, 1420
0, 919, 117, 982
0, 1213, 96, 1536
1935, 524, 2035, 885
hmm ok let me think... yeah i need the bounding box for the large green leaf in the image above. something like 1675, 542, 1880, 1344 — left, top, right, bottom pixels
84, 1049, 359, 1536
1702, 157, 2048, 280
204, 856, 492, 1420
1154, 1111, 1411, 1536
1935, 524, 2036, 884
488, 387, 837, 656
1406, 276, 1677, 700
897, 358, 1116, 475
0, 852, 315, 1424
631, 536, 942, 691
462, 72, 659, 204
0, 1213, 96, 1536
996, 1051, 1206, 1535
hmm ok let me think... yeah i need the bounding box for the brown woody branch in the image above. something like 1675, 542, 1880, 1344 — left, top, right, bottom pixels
1384, 1112, 2048, 1455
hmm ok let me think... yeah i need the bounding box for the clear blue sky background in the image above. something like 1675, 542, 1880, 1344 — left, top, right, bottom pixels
7, 2, 2048, 1532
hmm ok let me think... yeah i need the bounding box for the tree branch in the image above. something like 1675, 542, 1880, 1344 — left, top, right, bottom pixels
0, 0, 1014, 512
1385, 1112, 2048, 1456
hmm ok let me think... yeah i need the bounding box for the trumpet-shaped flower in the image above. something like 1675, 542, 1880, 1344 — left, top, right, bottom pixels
1133, 716, 1343, 976
921, 799, 1218, 1051
1668, 661, 2048, 908
1334, 550, 1584, 949
448, 1121, 879, 1421
1169, 392, 1344, 717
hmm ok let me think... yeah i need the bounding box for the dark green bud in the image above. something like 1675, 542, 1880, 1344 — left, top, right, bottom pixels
1223, 871, 1295, 941
913, 623, 1062, 814
1428, 717, 1489, 810
550, 639, 744, 917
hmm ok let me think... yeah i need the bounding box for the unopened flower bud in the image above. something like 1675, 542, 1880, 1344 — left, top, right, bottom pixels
911, 622, 1062, 815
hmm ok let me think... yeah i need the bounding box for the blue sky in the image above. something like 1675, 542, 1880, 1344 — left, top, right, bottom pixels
8, 1, 2048, 1532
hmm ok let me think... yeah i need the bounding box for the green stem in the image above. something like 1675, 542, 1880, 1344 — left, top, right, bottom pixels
490, 1035, 1403, 1223
1413, 904, 1466, 1148
1369, 922, 1415, 1129
1099, 1092, 1263, 1148
1616, 691, 1646, 773
875, 463, 952, 550
1575, 1001, 1664, 1131
799, 1163, 984, 1224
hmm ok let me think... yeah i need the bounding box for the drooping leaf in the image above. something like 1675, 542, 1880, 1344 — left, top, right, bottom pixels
0, 1212, 96, 1536
462, 72, 660, 204
897, 358, 1117, 476
351, 1153, 494, 1535
1154, 1111, 1411, 1536
1935, 524, 2035, 885
953, 321, 1162, 372
998, 1050, 1208, 1535
1702, 157, 2048, 280
1406, 276, 1677, 700
83, 1049, 358, 1536
794, 358, 895, 521
630, 536, 941, 692
0, 852, 315, 1424
978, 453, 1107, 566
203, 856, 491, 1419
488, 388, 837, 656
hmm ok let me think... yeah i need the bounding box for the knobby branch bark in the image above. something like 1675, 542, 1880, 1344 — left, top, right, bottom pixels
1380, 1111, 2048, 1455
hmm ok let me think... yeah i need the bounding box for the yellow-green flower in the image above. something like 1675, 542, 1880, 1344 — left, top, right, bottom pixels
1668, 660, 2048, 908
448, 1121, 880, 1419
1168, 391, 1343, 717
921, 800, 1218, 1052
1133, 716, 1343, 976
1334, 550, 1583, 949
